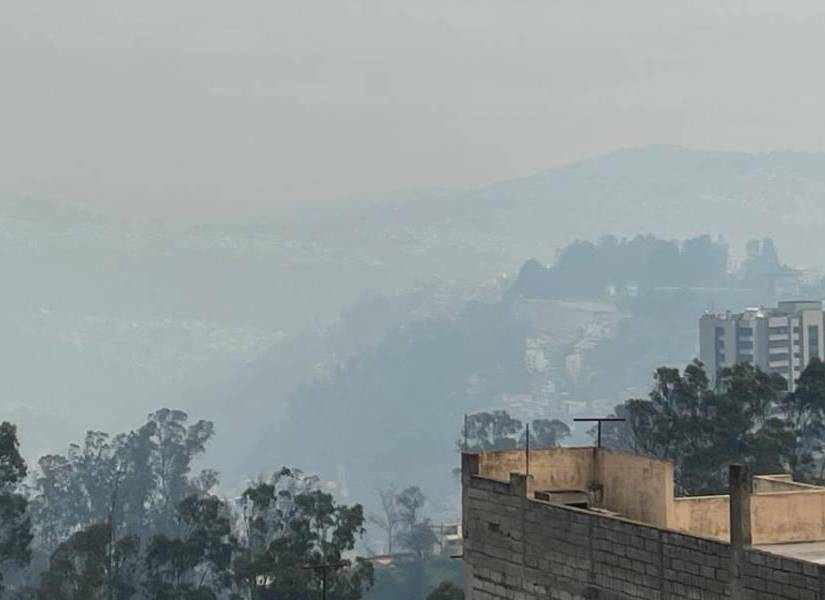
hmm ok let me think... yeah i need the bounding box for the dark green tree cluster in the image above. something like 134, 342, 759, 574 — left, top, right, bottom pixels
0, 412, 373, 600
605, 359, 825, 494
513, 234, 729, 299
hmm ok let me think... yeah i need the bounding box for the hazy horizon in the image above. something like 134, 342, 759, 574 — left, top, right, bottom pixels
5, 1, 825, 220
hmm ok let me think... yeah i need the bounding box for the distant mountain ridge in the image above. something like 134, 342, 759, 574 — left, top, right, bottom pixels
11, 145, 825, 269
313, 145, 825, 267
0, 195, 104, 223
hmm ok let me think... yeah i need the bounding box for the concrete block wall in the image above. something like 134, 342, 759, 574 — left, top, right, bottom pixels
463, 467, 825, 600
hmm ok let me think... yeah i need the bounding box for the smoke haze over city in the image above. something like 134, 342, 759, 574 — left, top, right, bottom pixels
4, 2, 825, 599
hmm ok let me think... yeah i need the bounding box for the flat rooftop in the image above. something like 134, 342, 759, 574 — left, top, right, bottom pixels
758, 542, 825, 564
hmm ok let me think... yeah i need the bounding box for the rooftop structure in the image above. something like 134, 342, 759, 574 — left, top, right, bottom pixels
699, 300, 825, 390
462, 447, 825, 599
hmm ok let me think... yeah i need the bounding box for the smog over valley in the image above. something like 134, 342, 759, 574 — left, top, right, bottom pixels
3, 2, 825, 599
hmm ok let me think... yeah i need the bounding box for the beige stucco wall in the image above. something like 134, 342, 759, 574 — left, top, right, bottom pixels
668, 478, 825, 543
476, 447, 595, 492
672, 495, 730, 541
476, 447, 674, 527
596, 450, 674, 528
751, 489, 825, 544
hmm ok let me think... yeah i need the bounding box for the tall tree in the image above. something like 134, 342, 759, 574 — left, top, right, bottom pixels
0, 422, 32, 594
30, 410, 216, 552
606, 360, 793, 494
144, 495, 236, 599
779, 358, 825, 480
369, 485, 402, 555
395, 487, 437, 560
234, 468, 373, 600
144, 409, 215, 536
392, 487, 438, 600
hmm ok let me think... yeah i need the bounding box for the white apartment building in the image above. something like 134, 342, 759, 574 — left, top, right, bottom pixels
699, 300, 825, 391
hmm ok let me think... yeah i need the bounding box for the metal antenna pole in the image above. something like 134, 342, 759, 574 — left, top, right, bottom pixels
525, 423, 530, 478
573, 417, 626, 449
303, 561, 347, 599
464, 414, 468, 450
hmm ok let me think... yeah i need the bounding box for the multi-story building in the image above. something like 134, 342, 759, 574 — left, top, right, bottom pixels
699, 300, 825, 390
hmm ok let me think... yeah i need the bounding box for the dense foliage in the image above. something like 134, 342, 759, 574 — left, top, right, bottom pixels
605, 359, 825, 494
0, 413, 374, 600
32, 409, 216, 552
512, 234, 729, 299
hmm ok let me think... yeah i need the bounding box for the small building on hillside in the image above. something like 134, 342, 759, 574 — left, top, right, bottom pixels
462, 446, 825, 599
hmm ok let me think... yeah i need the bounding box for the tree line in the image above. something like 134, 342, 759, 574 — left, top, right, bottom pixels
0, 409, 374, 599
604, 358, 825, 495
456, 359, 825, 500
513, 234, 730, 299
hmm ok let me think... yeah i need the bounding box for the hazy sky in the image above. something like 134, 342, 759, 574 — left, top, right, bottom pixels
3, 0, 825, 221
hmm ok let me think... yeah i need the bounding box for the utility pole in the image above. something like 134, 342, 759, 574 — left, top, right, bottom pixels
304, 561, 348, 600
573, 417, 626, 449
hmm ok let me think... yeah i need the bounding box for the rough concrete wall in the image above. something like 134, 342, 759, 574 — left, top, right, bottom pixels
463, 470, 825, 600
672, 496, 730, 542
741, 548, 822, 599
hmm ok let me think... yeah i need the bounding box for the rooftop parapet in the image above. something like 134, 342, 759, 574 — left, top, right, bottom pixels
462, 446, 825, 545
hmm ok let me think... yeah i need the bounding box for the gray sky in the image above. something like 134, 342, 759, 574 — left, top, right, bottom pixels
2, 0, 825, 221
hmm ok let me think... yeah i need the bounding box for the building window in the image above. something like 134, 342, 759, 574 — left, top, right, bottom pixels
809, 326, 820, 358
